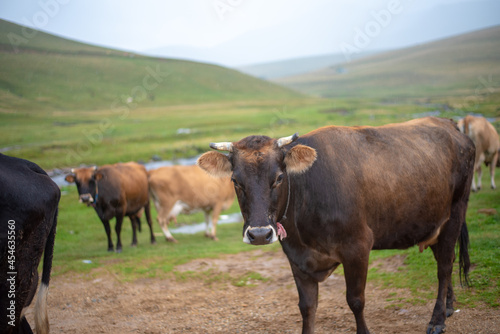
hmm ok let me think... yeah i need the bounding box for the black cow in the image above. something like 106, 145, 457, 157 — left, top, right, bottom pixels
198, 117, 475, 334
0, 153, 60, 334
65, 162, 156, 252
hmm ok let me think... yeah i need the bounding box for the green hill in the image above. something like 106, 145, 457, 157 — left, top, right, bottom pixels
0, 19, 300, 113
275, 26, 500, 100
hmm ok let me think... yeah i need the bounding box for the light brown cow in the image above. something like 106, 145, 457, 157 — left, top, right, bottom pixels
148, 165, 235, 242
458, 115, 499, 191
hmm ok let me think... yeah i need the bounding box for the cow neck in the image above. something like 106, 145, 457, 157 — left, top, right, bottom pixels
278, 172, 291, 224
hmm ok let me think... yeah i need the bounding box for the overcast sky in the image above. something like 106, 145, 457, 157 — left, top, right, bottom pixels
1, 0, 499, 66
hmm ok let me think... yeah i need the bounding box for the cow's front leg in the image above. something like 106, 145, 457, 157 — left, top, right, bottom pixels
100, 218, 114, 251
115, 214, 124, 253
291, 262, 319, 334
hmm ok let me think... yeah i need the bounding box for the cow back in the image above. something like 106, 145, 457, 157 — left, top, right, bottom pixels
287, 117, 474, 250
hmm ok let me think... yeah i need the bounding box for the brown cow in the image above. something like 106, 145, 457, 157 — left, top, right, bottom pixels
65, 162, 156, 252
457, 115, 500, 191
198, 117, 475, 334
148, 165, 234, 242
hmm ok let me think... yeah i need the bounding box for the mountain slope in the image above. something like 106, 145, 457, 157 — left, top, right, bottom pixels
236, 52, 379, 80
0, 19, 300, 113
275, 26, 500, 99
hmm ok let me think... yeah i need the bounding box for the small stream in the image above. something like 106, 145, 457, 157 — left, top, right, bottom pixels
50, 156, 200, 187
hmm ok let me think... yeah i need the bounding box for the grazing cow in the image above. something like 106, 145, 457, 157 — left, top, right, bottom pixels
198, 117, 475, 334
457, 115, 499, 191
65, 162, 156, 252
148, 165, 235, 242
0, 153, 60, 334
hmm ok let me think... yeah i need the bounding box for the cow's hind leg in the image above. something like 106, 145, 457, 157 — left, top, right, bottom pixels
205, 204, 223, 241
342, 248, 370, 334
129, 216, 139, 247
290, 263, 319, 334
427, 216, 465, 333
489, 152, 498, 189
144, 202, 156, 244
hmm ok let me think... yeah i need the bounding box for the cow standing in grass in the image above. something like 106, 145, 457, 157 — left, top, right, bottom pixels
0, 153, 60, 334
148, 165, 234, 242
198, 117, 475, 334
458, 115, 500, 191
65, 162, 156, 252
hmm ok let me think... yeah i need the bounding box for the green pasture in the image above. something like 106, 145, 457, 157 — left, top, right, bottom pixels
4, 96, 499, 170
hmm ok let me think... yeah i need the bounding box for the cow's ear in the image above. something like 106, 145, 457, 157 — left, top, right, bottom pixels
65, 174, 75, 183
284, 144, 317, 174
197, 151, 232, 178
94, 171, 104, 181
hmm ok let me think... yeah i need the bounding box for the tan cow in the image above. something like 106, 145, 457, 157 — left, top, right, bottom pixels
458, 115, 499, 191
148, 165, 235, 242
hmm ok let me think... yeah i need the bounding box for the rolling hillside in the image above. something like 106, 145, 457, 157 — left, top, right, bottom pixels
0, 19, 300, 113
236, 51, 379, 80
276, 25, 500, 100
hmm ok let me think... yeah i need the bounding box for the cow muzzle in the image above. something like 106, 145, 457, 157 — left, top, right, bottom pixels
243, 225, 278, 245
79, 193, 94, 205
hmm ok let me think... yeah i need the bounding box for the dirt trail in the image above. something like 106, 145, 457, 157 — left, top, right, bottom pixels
26, 250, 499, 333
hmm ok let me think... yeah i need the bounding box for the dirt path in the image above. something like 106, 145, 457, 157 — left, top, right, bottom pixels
26, 250, 499, 333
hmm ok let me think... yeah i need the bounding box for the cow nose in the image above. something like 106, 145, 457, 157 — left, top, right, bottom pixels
244, 226, 276, 245
79, 194, 93, 203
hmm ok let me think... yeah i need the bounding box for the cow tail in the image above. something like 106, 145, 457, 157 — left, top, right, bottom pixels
35, 207, 58, 334
463, 116, 470, 135
458, 221, 471, 287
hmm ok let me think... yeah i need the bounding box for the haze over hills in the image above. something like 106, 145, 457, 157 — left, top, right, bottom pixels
143, 0, 500, 67
0, 19, 300, 113
275, 25, 500, 100
237, 52, 380, 80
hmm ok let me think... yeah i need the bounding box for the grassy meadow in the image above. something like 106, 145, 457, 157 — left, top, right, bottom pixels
1, 19, 498, 312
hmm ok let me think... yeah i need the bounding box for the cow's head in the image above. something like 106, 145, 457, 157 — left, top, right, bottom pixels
197, 133, 316, 245
65, 166, 101, 206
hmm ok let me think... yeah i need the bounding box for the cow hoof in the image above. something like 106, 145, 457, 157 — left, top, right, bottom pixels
107, 247, 114, 252
446, 308, 454, 318
151, 240, 157, 245
427, 324, 446, 334
205, 233, 218, 241
166, 237, 178, 243
115, 248, 122, 253
131, 243, 137, 247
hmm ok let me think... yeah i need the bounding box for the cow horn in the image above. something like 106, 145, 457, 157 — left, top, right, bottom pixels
277, 133, 299, 147
210, 142, 233, 152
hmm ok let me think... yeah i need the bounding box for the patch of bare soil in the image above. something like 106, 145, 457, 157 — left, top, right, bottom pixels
25, 250, 499, 333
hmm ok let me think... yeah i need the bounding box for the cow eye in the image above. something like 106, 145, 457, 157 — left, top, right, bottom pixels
231, 177, 243, 190
273, 173, 284, 188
